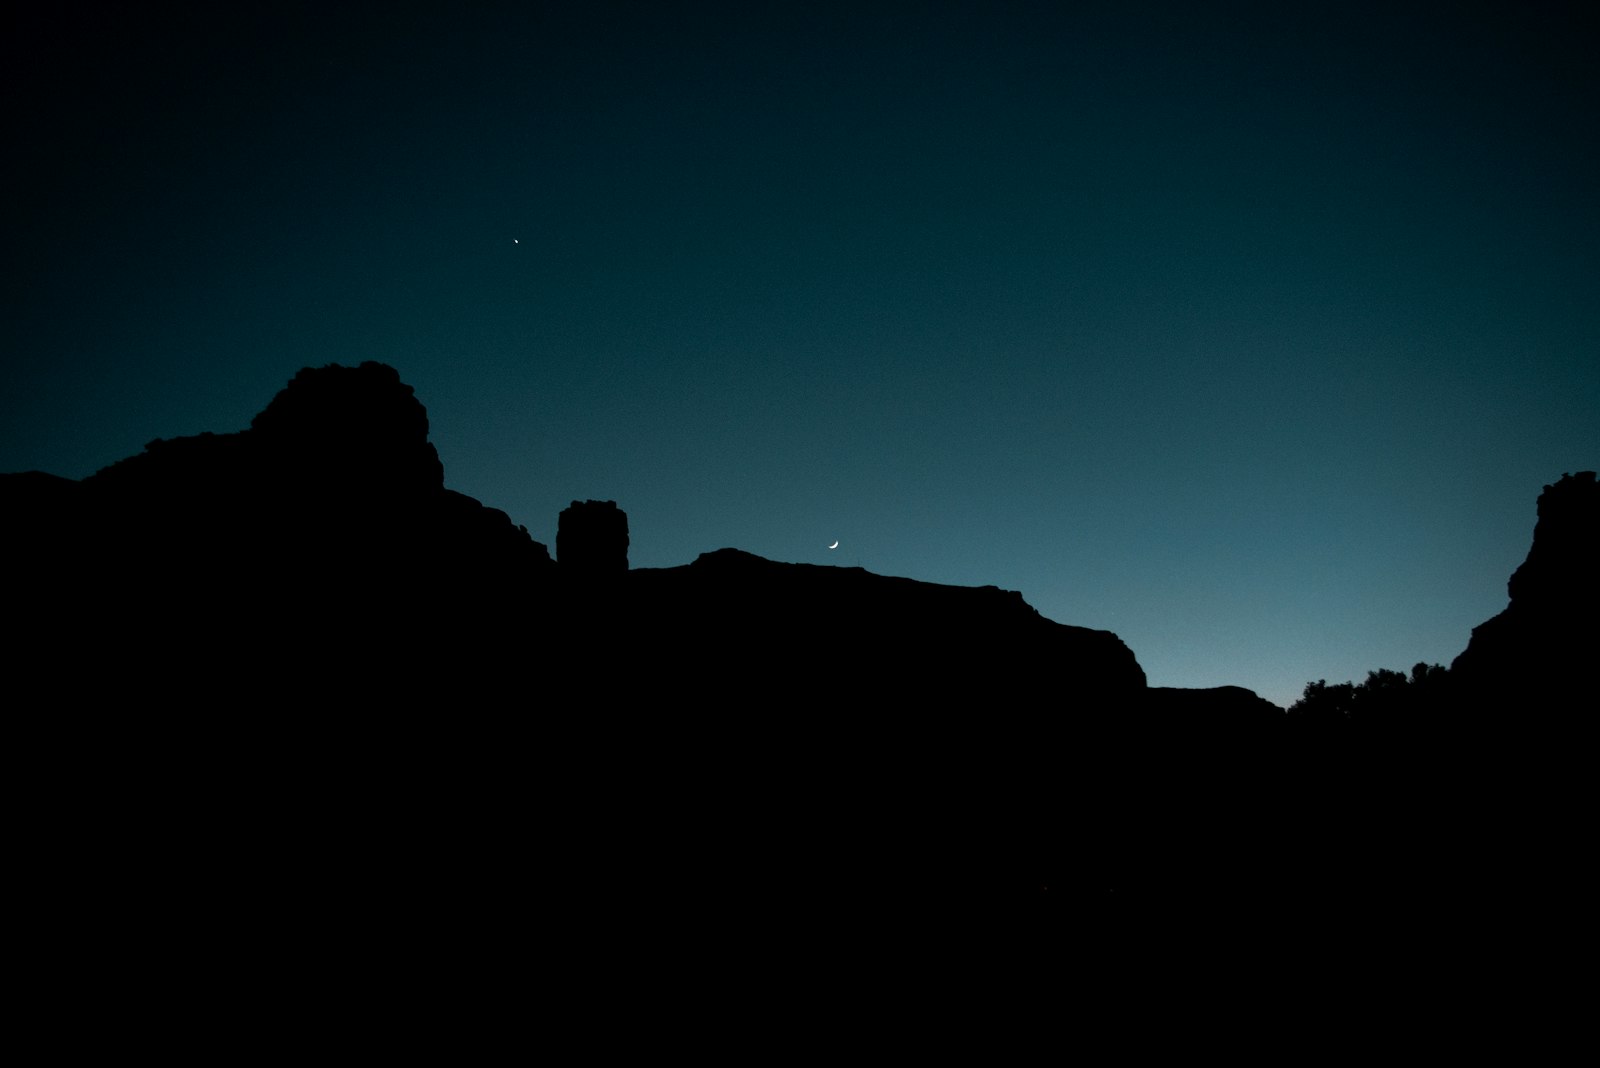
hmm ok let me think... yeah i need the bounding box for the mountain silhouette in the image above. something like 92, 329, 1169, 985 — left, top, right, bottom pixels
3, 363, 1590, 1000
0, 361, 1287, 717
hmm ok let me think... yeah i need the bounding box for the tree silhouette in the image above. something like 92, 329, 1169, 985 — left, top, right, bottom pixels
1288, 663, 1447, 718
1289, 678, 1357, 718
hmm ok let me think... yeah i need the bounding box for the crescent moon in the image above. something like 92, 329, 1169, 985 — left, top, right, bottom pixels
828, 541, 839, 550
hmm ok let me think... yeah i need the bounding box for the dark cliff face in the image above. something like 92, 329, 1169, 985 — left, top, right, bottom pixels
1451, 471, 1597, 704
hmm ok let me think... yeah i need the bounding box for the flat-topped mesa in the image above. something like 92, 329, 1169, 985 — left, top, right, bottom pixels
620, 546, 1149, 707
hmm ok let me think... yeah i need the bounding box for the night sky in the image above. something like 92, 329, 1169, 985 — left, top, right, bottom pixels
6, 3, 1596, 707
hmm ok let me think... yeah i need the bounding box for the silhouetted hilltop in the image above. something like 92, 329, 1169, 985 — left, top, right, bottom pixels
1143, 685, 1284, 718
622, 547, 1145, 703
6, 363, 1269, 716
79, 363, 550, 583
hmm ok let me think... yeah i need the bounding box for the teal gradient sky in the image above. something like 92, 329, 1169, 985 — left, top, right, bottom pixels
5, 3, 1596, 707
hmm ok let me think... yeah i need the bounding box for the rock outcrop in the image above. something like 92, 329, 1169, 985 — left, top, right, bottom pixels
1451, 470, 1598, 706
557, 499, 630, 574
248, 361, 447, 495
4, 362, 552, 702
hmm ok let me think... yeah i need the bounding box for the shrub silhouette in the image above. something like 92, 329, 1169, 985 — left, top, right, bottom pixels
1288, 662, 1447, 718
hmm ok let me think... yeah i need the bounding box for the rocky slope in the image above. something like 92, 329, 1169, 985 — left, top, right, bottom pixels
1450, 470, 1597, 707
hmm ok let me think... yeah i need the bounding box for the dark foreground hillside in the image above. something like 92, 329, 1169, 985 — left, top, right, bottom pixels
3, 363, 1592, 1016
